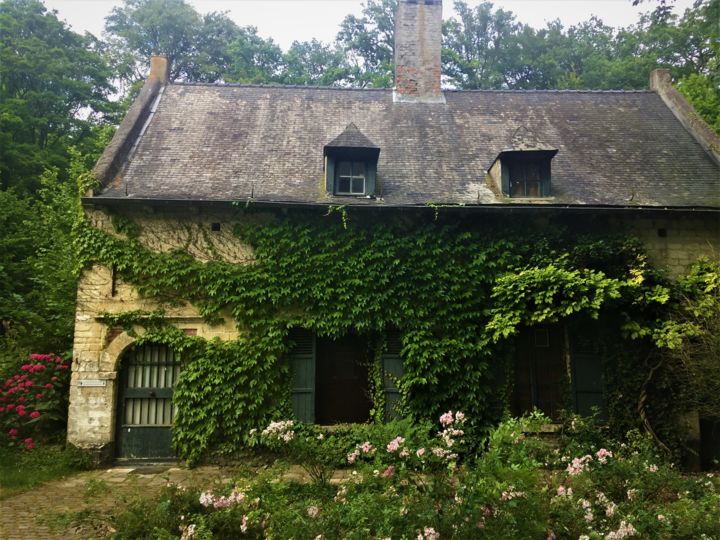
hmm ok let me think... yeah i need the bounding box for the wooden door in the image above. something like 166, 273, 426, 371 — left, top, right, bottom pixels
512, 326, 565, 420
116, 344, 180, 459
315, 334, 371, 424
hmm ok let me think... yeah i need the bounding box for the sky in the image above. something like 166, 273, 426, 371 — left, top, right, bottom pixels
44, 0, 697, 51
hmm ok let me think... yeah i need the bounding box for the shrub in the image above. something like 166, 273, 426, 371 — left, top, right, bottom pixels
0, 353, 72, 449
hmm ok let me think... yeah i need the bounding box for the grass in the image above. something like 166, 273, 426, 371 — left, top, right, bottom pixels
0, 444, 93, 499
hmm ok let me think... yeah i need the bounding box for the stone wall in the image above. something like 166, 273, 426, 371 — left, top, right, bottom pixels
616, 213, 719, 277
67, 208, 252, 458
67, 206, 719, 458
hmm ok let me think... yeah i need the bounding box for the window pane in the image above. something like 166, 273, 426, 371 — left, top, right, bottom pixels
353, 161, 366, 175
510, 179, 524, 197
337, 161, 352, 176
338, 177, 351, 193
525, 164, 540, 182
526, 181, 540, 197
351, 177, 365, 194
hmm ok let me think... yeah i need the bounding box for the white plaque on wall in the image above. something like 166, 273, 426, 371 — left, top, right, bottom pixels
78, 379, 107, 387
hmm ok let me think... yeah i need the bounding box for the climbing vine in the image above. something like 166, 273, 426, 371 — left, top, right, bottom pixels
74, 205, 718, 463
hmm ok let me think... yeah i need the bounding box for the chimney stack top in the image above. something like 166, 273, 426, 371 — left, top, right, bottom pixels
148, 55, 170, 85
394, 0, 445, 103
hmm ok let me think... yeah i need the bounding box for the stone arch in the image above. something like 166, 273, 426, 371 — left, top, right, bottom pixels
101, 331, 137, 373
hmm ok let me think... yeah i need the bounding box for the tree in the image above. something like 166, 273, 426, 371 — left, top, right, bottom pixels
442, 1, 522, 89
281, 40, 349, 86
224, 26, 283, 84
336, 0, 396, 88
0, 0, 113, 191
104, 0, 204, 82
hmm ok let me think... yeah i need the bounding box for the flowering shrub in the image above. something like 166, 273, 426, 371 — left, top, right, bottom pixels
0, 353, 71, 449
108, 413, 720, 539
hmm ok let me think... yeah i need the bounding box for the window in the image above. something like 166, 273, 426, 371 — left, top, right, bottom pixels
324, 123, 380, 198
510, 161, 542, 198
489, 149, 557, 198
335, 161, 366, 195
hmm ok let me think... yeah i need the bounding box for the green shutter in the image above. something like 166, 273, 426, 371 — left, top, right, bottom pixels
325, 156, 335, 194
501, 161, 510, 195
572, 352, 606, 420
540, 160, 552, 197
382, 330, 404, 422
366, 161, 377, 196
289, 329, 315, 423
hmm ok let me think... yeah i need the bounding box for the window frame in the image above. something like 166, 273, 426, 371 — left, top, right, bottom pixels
334, 160, 367, 196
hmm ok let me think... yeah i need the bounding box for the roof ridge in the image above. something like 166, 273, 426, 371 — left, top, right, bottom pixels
170, 81, 653, 94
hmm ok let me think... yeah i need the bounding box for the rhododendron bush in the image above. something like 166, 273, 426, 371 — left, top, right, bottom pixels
0, 353, 71, 449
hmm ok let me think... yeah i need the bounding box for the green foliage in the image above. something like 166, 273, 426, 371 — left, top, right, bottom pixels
108, 416, 720, 538
0, 0, 113, 192
73, 204, 706, 461
0, 443, 92, 498
0, 353, 73, 449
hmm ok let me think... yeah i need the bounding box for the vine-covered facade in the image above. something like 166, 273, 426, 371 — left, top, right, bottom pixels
68, 0, 720, 464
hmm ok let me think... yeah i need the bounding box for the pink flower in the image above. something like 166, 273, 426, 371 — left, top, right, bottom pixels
595, 448, 613, 464
35, 393, 43, 399
386, 436, 405, 453
8, 428, 18, 438
0, 407, 4, 413
439, 411, 454, 427
416, 447, 426, 458
30, 411, 41, 419
360, 441, 374, 453
307, 505, 319, 518
17, 406, 27, 416
241, 515, 248, 533
647, 464, 658, 473
418, 526, 440, 540
44, 383, 53, 389
382, 465, 395, 478
454, 411, 465, 423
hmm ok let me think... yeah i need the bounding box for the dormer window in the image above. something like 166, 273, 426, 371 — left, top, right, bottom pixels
324, 123, 380, 198
509, 159, 543, 197
488, 148, 558, 198
336, 161, 366, 195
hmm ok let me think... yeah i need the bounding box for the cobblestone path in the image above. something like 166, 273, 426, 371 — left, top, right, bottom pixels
0, 465, 230, 540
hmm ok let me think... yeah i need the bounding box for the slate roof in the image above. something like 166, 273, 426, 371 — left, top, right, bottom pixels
325, 123, 380, 151
95, 83, 720, 208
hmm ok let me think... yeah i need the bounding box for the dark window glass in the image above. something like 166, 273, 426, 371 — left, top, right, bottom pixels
509, 161, 544, 198
336, 161, 366, 195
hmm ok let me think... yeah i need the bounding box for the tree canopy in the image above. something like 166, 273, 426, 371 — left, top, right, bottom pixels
0, 0, 717, 368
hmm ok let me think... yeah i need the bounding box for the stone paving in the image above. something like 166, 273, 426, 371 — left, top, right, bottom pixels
0, 464, 352, 540
0, 464, 231, 540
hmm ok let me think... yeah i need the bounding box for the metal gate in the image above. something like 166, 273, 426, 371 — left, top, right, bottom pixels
116, 343, 180, 459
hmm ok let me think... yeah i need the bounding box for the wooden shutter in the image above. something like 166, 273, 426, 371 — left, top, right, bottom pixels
366, 161, 377, 196
289, 329, 315, 423
500, 161, 510, 195
382, 330, 404, 422
325, 156, 335, 194
540, 159, 552, 197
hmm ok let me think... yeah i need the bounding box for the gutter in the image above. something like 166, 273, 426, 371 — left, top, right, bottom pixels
81, 196, 720, 215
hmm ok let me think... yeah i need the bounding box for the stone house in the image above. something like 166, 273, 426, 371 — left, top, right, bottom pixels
68, 0, 719, 462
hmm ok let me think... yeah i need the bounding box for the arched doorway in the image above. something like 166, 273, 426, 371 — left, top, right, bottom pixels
115, 343, 180, 459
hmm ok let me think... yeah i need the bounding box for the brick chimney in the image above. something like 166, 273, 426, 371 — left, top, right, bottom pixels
394, 0, 445, 103
148, 54, 170, 84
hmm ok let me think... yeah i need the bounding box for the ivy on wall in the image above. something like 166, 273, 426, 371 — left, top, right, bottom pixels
75, 206, 717, 463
